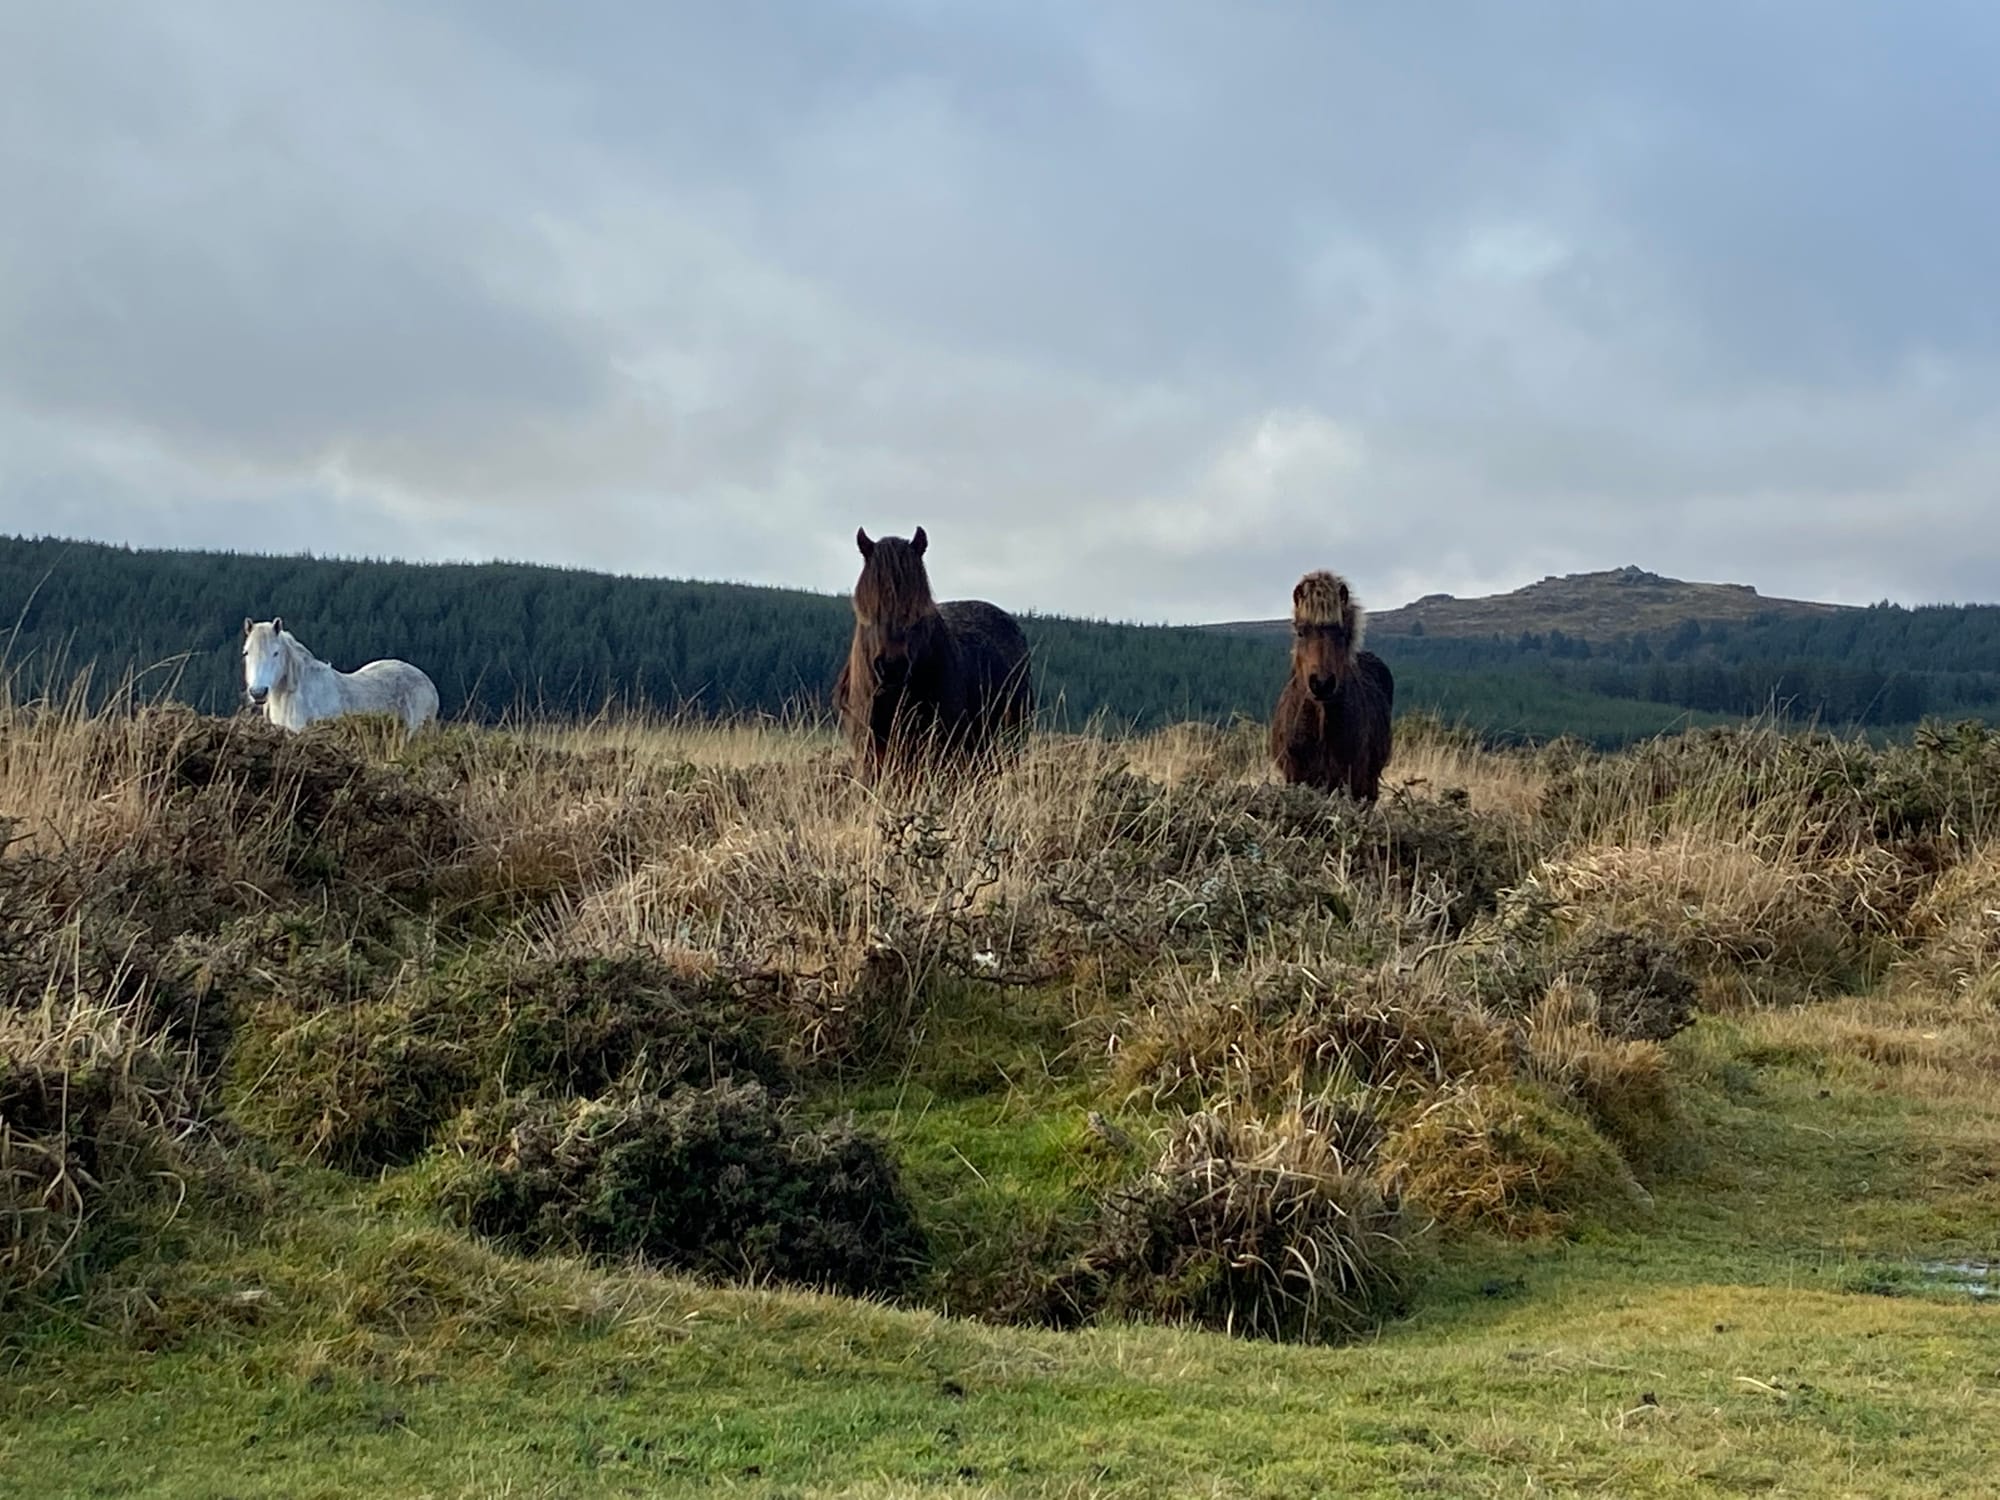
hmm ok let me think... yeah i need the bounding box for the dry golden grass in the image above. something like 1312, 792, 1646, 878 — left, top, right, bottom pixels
1388, 729, 1549, 823
522, 708, 842, 769
1534, 835, 1847, 971
1119, 712, 1549, 825
0, 683, 169, 859
1121, 719, 1269, 785
1735, 988, 2000, 1105
527, 734, 1115, 1002
1896, 845, 2000, 1002
8, 685, 2000, 1332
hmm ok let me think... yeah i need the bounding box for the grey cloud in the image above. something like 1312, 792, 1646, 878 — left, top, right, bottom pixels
0, 3, 607, 461
2, 0, 1998, 623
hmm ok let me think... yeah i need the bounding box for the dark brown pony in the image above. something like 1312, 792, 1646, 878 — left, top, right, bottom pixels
833, 526, 1033, 779
1271, 570, 1394, 801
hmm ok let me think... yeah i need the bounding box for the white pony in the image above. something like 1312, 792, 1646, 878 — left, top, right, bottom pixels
240, 617, 439, 734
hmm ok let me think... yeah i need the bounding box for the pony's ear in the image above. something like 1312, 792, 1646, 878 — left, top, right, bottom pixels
856, 528, 875, 558
272, 616, 283, 633
1336, 580, 1350, 608
243, 617, 253, 638
912, 526, 928, 557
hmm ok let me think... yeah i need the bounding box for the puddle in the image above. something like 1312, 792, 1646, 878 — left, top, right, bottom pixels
1915, 1261, 2000, 1298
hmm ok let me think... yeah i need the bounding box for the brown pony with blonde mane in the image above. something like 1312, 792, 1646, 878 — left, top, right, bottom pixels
833, 526, 1033, 779
1271, 569, 1394, 801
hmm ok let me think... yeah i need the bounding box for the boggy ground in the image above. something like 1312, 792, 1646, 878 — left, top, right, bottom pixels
3, 699, 1999, 1496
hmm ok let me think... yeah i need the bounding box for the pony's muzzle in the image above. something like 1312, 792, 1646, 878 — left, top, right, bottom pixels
1307, 674, 1338, 701
246, 687, 268, 706
873, 654, 909, 686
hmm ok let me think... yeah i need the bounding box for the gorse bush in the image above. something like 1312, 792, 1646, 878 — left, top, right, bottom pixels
1555, 928, 1699, 1044
435, 1080, 924, 1298
478, 954, 791, 1097
229, 953, 790, 1170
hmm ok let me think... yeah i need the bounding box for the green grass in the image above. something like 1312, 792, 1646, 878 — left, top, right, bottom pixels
834, 981, 1138, 1322
7, 1005, 2000, 1499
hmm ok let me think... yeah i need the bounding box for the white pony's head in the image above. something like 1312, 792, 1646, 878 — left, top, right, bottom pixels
241, 617, 292, 705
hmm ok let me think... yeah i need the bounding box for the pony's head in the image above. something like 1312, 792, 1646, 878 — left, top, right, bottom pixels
1289, 571, 1366, 702
851, 526, 938, 688
241, 617, 292, 705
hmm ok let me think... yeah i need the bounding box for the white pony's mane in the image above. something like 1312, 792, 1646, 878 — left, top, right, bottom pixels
269, 625, 312, 676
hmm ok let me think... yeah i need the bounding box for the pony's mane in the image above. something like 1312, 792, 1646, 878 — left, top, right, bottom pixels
260, 623, 309, 660
247, 621, 324, 682
1291, 570, 1366, 648
854, 537, 938, 627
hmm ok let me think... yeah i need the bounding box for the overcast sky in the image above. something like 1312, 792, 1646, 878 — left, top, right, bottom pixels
4, 2, 1997, 622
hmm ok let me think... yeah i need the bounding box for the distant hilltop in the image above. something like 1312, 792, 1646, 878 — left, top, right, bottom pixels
1209, 566, 1850, 645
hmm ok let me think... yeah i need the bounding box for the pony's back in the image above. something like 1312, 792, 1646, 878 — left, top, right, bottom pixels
1346, 650, 1394, 800
1359, 651, 1394, 712
940, 599, 1033, 746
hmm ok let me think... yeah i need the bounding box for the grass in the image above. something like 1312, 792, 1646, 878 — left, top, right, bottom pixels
6, 699, 2000, 1495
6, 1014, 2000, 1498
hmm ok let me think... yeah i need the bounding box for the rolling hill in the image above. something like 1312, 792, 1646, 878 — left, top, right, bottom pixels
1207, 565, 1850, 644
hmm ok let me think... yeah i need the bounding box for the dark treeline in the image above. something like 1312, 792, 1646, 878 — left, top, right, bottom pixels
6, 537, 1992, 748
1384, 604, 2000, 729
0, 536, 1292, 732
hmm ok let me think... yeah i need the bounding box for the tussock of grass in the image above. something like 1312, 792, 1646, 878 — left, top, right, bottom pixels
1537, 837, 1849, 976
230, 995, 479, 1171
0, 993, 214, 1314
1115, 959, 1510, 1108
1376, 1081, 1641, 1237
1896, 846, 2000, 1002
1073, 1101, 1411, 1343
1520, 978, 1682, 1175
